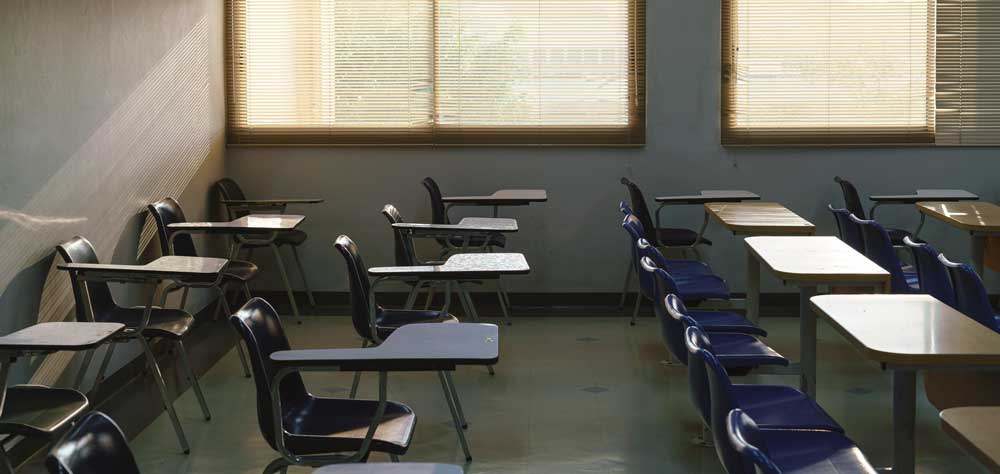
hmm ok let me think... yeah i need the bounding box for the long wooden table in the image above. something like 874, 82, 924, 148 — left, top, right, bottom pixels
746, 236, 890, 398
917, 201, 1000, 275
811, 294, 1000, 474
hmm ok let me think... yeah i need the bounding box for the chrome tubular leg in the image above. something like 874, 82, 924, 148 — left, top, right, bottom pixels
179, 287, 190, 310
497, 283, 511, 326
458, 286, 480, 322
290, 246, 317, 307
140, 338, 190, 453
619, 258, 633, 310
0, 446, 13, 474
178, 341, 212, 421
221, 291, 252, 378
349, 340, 369, 398
404, 282, 421, 310
271, 244, 302, 323
261, 457, 290, 474
92, 341, 117, 395
423, 285, 436, 310
630, 290, 642, 326
438, 371, 472, 461
443, 371, 469, 429
73, 349, 95, 390
390, 454, 400, 462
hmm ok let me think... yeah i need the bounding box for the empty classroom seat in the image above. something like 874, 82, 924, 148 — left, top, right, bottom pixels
726, 409, 877, 474
828, 205, 865, 253
903, 236, 955, 305
834, 176, 919, 246
850, 215, 918, 293
939, 255, 1000, 333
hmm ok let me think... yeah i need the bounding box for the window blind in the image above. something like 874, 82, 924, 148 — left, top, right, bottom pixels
722, 0, 936, 146
937, 0, 1000, 145
226, 0, 645, 145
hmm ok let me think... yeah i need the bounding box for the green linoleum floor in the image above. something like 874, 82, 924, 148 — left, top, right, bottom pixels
122, 315, 986, 474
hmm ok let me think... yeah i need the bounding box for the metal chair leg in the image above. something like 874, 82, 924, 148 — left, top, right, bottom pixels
92, 341, 117, 395
497, 284, 511, 326
220, 290, 252, 378
438, 371, 472, 461
139, 338, 190, 454
423, 285, 436, 310
349, 340, 369, 398
270, 244, 301, 323
457, 286, 480, 322
290, 245, 317, 307
179, 287, 190, 310
404, 281, 422, 310
390, 454, 400, 462
177, 340, 212, 421
619, 259, 633, 309
442, 371, 468, 429
0, 446, 14, 474
73, 349, 95, 390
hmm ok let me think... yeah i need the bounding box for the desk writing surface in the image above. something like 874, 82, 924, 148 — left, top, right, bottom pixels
655, 190, 760, 204
313, 465, 463, 474
745, 236, 889, 284
917, 202, 1000, 232
168, 214, 305, 233
0, 322, 124, 352
870, 190, 979, 203
941, 407, 1000, 473
59, 256, 227, 278
392, 218, 518, 233
442, 190, 547, 204
705, 202, 815, 234
221, 198, 323, 205
271, 323, 499, 370
811, 294, 1000, 366
457, 217, 519, 231
368, 253, 530, 278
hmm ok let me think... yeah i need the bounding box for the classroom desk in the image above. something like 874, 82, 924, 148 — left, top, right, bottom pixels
653, 190, 761, 234
811, 294, 1000, 474
313, 465, 462, 474
705, 202, 816, 236
392, 217, 518, 250
917, 201, 1000, 275
0, 322, 124, 455
370, 253, 530, 325
941, 407, 1000, 473
746, 237, 890, 398
272, 323, 499, 462
868, 190, 979, 238
442, 189, 547, 217
169, 214, 307, 320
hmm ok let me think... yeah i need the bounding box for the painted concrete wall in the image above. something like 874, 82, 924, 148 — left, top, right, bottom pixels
0, 0, 226, 385
228, 0, 1000, 296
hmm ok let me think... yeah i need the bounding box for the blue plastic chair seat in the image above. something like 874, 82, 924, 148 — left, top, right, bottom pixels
673, 274, 731, 300
657, 228, 712, 247
711, 333, 788, 368
731, 385, 844, 433
902, 268, 920, 291
752, 428, 876, 473
375, 309, 458, 339
662, 259, 714, 276
688, 310, 767, 336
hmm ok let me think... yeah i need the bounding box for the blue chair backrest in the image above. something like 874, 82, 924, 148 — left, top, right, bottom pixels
940, 255, 998, 332
904, 236, 955, 306
726, 409, 782, 474
698, 330, 747, 473
46, 412, 141, 474
621, 177, 659, 246
640, 257, 687, 363
684, 326, 716, 428
851, 215, 912, 293
623, 216, 655, 300
661, 292, 698, 364
230, 297, 311, 453
619, 200, 633, 216
828, 205, 864, 253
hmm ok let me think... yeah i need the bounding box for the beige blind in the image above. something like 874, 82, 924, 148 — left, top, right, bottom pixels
226, 0, 645, 145
722, 0, 936, 146
937, 0, 1000, 145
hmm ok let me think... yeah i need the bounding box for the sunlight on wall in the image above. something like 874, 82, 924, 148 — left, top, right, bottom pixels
0, 17, 215, 385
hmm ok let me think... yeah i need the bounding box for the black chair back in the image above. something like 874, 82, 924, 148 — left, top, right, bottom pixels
230, 298, 310, 452
621, 178, 658, 246
56, 236, 118, 323
834, 176, 867, 219
147, 198, 198, 257
215, 178, 250, 219
46, 411, 141, 474
422, 177, 449, 225
382, 205, 418, 266
333, 235, 376, 341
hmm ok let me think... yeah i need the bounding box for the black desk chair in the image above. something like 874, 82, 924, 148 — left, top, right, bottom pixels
621, 177, 711, 253
48, 411, 456, 474
834, 176, 920, 246
56, 236, 209, 453
0, 386, 90, 474
231, 298, 416, 473
46, 412, 139, 474
421, 178, 506, 255
334, 235, 475, 460
215, 178, 317, 308
148, 197, 255, 377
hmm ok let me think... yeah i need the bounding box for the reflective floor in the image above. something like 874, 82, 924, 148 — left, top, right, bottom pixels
123, 314, 984, 474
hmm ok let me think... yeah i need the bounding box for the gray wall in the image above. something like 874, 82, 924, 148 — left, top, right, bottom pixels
228, 0, 1000, 296
0, 0, 226, 385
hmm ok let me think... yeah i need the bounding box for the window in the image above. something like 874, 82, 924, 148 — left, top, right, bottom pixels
226, 0, 645, 145
722, 0, 936, 145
